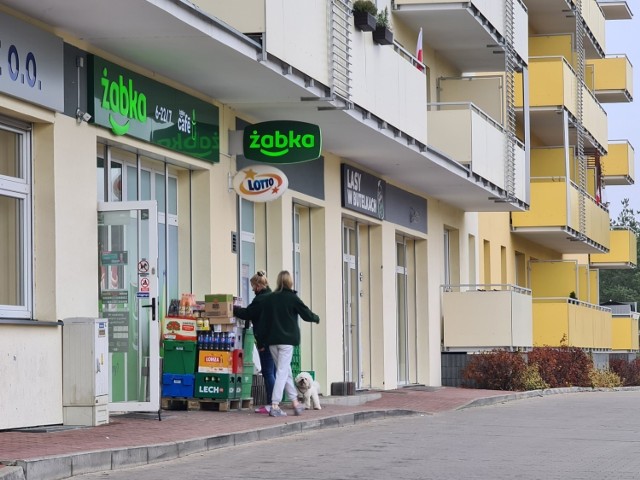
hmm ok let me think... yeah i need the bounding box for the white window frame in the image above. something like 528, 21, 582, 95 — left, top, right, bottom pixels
0, 120, 32, 319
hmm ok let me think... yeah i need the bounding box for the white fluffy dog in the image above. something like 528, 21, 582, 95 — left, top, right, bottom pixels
294, 371, 322, 410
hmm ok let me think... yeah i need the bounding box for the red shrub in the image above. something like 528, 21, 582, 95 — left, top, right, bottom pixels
609, 358, 640, 386
462, 350, 527, 391
527, 346, 592, 388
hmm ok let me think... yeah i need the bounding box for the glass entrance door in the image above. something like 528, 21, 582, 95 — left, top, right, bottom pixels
342, 220, 361, 387
98, 201, 160, 413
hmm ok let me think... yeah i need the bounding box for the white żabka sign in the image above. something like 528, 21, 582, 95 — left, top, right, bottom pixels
233, 165, 289, 202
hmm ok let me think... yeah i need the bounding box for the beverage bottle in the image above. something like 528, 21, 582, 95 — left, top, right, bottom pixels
213, 332, 219, 351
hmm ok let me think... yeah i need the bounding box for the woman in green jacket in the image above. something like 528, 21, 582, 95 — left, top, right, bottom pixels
259, 270, 320, 417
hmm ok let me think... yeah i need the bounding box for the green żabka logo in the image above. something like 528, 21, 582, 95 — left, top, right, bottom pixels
100, 67, 147, 136
243, 121, 321, 164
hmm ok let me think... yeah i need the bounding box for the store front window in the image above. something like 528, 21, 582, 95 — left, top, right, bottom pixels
0, 121, 31, 319
97, 145, 182, 307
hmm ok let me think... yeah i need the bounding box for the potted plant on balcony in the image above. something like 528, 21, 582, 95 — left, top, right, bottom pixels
352, 0, 377, 32
373, 7, 394, 45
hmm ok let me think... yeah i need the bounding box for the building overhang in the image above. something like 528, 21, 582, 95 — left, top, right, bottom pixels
511, 226, 608, 253
598, 1, 633, 20
0, 0, 526, 212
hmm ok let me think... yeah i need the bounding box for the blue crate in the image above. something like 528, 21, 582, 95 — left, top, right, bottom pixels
162, 373, 195, 398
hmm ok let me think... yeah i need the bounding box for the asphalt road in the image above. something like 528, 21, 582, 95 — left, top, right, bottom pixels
74, 390, 640, 479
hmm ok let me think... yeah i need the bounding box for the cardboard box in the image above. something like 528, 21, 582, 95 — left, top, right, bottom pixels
204, 294, 234, 303
198, 350, 233, 373
204, 301, 233, 318
204, 314, 236, 324
162, 317, 197, 341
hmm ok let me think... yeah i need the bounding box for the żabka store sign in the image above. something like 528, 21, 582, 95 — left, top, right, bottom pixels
233, 165, 289, 202
243, 121, 321, 164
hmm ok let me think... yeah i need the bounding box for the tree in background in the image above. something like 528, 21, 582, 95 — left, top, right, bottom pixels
599, 198, 640, 303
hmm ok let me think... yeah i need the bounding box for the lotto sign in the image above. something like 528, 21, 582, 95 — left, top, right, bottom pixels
232, 165, 288, 202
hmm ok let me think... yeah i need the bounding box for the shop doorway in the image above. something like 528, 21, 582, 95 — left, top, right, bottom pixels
98, 201, 160, 414
342, 220, 361, 387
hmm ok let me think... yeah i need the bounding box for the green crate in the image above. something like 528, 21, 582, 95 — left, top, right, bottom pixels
163, 340, 197, 374
194, 373, 240, 399
239, 373, 253, 399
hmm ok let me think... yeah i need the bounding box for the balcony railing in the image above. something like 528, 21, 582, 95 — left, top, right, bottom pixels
442, 284, 532, 350
590, 227, 638, 269
611, 316, 640, 351
579, 0, 606, 52
601, 140, 635, 185
586, 55, 633, 103
533, 297, 612, 349
427, 102, 526, 202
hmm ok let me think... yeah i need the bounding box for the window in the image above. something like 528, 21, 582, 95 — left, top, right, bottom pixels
0, 121, 32, 318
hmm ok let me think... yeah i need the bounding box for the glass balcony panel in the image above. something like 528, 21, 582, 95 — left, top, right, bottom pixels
586, 55, 633, 103
590, 228, 638, 269
601, 140, 635, 185
533, 298, 612, 349
442, 284, 532, 349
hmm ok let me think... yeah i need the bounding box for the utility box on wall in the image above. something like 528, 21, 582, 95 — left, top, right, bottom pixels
62, 317, 109, 426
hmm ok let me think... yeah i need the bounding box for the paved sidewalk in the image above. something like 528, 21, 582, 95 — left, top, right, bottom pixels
0, 387, 524, 480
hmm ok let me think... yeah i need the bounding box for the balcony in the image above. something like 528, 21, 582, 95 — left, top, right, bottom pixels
442, 284, 532, 350
527, 0, 605, 58
394, 0, 528, 71
598, 1, 633, 21
590, 228, 638, 269
511, 177, 609, 253
533, 298, 612, 349
516, 57, 608, 151
428, 102, 527, 205
586, 55, 633, 103
601, 140, 635, 185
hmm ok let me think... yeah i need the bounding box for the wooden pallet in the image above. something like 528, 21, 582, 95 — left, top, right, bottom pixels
162, 397, 252, 412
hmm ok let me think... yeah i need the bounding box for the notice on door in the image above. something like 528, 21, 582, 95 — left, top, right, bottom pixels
137, 277, 150, 298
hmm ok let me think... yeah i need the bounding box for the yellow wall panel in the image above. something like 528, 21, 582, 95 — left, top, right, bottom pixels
531, 261, 576, 298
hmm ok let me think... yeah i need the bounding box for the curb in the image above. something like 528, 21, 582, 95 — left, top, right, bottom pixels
0, 408, 416, 480
457, 385, 640, 410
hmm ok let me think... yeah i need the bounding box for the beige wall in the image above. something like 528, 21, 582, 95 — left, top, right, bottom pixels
0, 325, 62, 429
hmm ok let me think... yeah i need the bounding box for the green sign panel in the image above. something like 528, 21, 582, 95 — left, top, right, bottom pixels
243, 121, 321, 164
101, 251, 128, 266
88, 55, 220, 163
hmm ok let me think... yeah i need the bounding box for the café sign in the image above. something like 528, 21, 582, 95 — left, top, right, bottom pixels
88, 55, 220, 163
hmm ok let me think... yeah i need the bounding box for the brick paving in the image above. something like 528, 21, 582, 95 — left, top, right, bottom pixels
0, 387, 505, 463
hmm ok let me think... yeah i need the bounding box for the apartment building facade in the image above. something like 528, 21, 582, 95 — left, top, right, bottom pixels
0, 0, 632, 430
443, 0, 637, 381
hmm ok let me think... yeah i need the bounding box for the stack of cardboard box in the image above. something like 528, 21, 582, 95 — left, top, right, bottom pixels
194, 294, 245, 400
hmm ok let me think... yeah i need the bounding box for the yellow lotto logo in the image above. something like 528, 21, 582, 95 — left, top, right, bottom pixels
233, 165, 289, 202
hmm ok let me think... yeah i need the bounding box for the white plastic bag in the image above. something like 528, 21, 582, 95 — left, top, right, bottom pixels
253, 343, 262, 374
